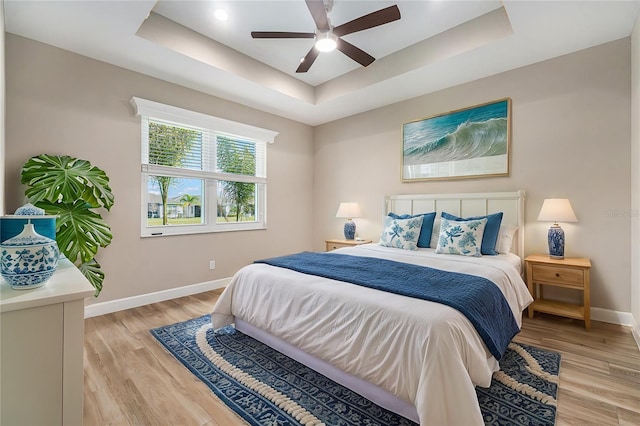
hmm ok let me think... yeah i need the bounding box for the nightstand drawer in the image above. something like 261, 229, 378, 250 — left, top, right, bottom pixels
325, 239, 372, 252
532, 264, 584, 288
327, 242, 349, 251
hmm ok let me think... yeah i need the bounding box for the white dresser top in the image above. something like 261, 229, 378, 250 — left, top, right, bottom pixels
0, 258, 94, 313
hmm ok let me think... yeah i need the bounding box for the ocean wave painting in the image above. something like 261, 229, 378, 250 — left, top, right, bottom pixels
402, 99, 510, 180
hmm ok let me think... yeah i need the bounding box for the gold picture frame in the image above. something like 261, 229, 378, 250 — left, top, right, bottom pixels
402, 98, 511, 181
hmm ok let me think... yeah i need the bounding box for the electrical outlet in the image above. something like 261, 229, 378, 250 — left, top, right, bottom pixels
209, 260, 216, 270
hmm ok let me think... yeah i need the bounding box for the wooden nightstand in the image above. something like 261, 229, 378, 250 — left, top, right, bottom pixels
325, 239, 372, 251
525, 254, 592, 330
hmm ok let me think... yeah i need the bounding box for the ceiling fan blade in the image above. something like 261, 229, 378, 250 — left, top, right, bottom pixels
336, 38, 375, 67
251, 31, 315, 39
333, 5, 401, 37
296, 47, 320, 73
305, 0, 330, 31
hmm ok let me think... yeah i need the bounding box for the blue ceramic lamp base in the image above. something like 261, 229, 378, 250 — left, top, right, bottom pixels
343, 220, 356, 240
548, 224, 565, 259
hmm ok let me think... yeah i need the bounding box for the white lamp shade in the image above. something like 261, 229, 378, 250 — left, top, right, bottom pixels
336, 202, 362, 219
537, 199, 578, 223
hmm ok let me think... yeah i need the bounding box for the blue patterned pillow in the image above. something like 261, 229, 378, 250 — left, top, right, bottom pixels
435, 217, 487, 257
379, 216, 424, 250
441, 212, 503, 255
387, 212, 436, 248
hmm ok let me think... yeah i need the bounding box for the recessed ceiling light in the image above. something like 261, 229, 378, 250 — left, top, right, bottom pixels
214, 9, 228, 21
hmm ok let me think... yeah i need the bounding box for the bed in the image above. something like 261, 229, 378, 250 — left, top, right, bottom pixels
211, 191, 533, 425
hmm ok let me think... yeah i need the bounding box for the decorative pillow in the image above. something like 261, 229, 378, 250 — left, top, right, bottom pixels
379, 216, 424, 251
441, 212, 503, 255
435, 217, 487, 257
497, 224, 518, 254
387, 211, 436, 248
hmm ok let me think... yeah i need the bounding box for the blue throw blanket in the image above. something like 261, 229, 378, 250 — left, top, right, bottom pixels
255, 252, 519, 360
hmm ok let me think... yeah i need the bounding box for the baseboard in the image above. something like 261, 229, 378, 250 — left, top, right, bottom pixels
84, 277, 232, 318
590, 307, 636, 327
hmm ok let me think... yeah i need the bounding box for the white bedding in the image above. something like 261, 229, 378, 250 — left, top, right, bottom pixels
211, 244, 533, 425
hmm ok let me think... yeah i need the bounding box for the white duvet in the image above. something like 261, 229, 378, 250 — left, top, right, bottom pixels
211, 244, 533, 425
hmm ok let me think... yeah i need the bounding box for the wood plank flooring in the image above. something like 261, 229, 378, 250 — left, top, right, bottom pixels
83, 289, 640, 425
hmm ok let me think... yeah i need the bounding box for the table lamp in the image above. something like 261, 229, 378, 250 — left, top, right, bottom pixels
336, 202, 361, 240
537, 198, 578, 259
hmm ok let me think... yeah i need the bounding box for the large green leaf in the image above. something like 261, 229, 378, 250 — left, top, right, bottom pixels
21, 154, 114, 297
36, 200, 113, 264
78, 259, 104, 296
21, 154, 115, 211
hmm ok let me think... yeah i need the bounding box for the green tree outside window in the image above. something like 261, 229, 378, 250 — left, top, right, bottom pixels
148, 121, 200, 225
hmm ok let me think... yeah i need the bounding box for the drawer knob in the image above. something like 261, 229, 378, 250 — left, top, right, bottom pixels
555, 273, 560, 277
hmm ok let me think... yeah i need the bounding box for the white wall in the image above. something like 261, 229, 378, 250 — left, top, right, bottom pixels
631, 13, 640, 344
314, 39, 632, 315
4, 35, 315, 305
1, 0, 5, 216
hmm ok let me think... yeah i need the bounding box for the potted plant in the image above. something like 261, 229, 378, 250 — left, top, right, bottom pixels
21, 154, 115, 296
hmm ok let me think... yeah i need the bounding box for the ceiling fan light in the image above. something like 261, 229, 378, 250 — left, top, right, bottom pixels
214, 9, 228, 21
315, 34, 337, 52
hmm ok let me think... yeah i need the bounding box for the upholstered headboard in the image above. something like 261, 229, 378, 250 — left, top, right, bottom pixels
384, 190, 526, 260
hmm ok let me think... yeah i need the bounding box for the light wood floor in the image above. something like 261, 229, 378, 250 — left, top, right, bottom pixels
83, 289, 640, 425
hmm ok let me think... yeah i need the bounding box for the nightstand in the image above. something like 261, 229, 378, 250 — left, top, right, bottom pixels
325, 239, 372, 251
525, 254, 592, 330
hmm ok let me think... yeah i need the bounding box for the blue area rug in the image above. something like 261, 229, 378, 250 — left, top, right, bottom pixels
151, 315, 560, 426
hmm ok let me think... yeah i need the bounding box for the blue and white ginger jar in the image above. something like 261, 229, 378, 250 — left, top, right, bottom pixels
14, 203, 45, 216
1, 223, 59, 290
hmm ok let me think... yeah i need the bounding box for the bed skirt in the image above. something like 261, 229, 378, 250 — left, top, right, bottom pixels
235, 318, 420, 423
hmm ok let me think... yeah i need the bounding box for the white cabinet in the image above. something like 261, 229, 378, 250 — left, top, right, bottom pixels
1, 259, 94, 425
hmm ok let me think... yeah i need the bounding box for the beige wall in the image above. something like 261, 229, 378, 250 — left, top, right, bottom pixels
4, 33, 636, 316
314, 39, 632, 313
631, 15, 640, 335
4, 34, 315, 304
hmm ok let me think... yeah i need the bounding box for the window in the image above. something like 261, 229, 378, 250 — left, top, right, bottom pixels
131, 97, 278, 237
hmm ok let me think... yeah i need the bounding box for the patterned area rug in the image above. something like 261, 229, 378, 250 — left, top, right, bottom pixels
151, 315, 560, 426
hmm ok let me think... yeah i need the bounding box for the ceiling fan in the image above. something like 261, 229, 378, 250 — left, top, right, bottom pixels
251, 0, 401, 73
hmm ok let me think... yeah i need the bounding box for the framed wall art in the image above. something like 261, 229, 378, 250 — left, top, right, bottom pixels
402, 98, 511, 181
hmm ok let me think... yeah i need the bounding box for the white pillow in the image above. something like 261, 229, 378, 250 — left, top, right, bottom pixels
497, 224, 518, 254
435, 217, 487, 257
379, 216, 424, 251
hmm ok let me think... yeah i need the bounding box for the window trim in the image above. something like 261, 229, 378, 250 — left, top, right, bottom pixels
131, 97, 277, 237
131, 97, 279, 143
